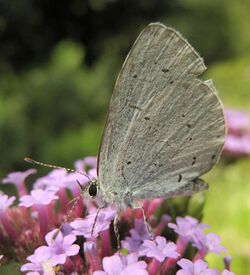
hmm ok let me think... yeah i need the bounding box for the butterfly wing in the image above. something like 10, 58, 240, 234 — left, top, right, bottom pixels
97, 23, 225, 203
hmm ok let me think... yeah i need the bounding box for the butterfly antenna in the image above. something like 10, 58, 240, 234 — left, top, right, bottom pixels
24, 157, 91, 181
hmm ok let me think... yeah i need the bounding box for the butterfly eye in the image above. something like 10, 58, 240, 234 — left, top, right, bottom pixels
88, 182, 98, 197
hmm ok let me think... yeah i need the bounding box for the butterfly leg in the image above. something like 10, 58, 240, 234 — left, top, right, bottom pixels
141, 206, 152, 238
91, 204, 106, 236
113, 214, 121, 250
133, 205, 153, 240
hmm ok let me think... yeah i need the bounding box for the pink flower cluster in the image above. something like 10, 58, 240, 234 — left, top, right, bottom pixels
223, 109, 250, 158
0, 157, 234, 274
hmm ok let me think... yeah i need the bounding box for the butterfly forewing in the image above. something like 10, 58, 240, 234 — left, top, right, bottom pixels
97, 23, 225, 204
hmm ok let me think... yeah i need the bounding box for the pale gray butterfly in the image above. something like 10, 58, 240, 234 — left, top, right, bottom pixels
96, 23, 225, 209
26, 23, 226, 243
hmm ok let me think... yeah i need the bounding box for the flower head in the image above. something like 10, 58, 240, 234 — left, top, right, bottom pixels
0, 194, 16, 212
139, 236, 179, 262
225, 109, 250, 134
19, 189, 59, 207
93, 253, 148, 275
177, 259, 219, 275
0, 156, 233, 275
122, 219, 151, 253
2, 169, 36, 186
21, 246, 57, 274
168, 216, 208, 245
43, 229, 80, 264
70, 207, 116, 238
222, 270, 234, 275
223, 109, 250, 157
223, 134, 250, 157
2, 169, 36, 197
74, 156, 97, 171
194, 233, 226, 255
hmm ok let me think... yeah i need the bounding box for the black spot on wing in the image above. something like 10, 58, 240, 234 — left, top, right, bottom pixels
162, 68, 169, 73
192, 156, 196, 166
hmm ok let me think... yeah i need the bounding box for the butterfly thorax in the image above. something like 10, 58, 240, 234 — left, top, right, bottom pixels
98, 183, 134, 210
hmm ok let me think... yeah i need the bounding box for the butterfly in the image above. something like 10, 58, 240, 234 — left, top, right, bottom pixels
95, 23, 225, 210
26, 23, 226, 244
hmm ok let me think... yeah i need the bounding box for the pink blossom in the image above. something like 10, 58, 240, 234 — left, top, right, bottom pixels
74, 156, 97, 171
177, 259, 219, 275
121, 219, 151, 253
139, 236, 179, 262
19, 189, 58, 207
168, 216, 208, 246
222, 270, 234, 275
194, 233, 226, 255
21, 246, 58, 274
223, 109, 250, 157
0, 194, 16, 212
2, 169, 36, 197
42, 229, 80, 264
93, 253, 148, 275
70, 207, 116, 238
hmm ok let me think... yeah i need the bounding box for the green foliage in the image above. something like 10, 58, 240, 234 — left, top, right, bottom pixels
204, 160, 250, 274
0, 260, 20, 275
206, 53, 250, 110
0, 41, 117, 173
165, 0, 250, 63
157, 193, 206, 222
203, 46, 250, 274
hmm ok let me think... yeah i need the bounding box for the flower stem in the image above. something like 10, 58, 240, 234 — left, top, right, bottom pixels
100, 229, 112, 257
148, 259, 161, 275
0, 211, 17, 240
37, 204, 48, 238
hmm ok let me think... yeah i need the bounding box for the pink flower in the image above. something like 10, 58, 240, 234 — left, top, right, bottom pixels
224, 109, 250, 134
21, 229, 80, 274
194, 233, 226, 255
0, 194, 16, 212
223, 134, 250, 157
93, 253, 148, 275
121, 219, 151, 253
21, 246, 58, 274
222, 270, 234, 275
19, 189, 58, 207
19, 189, 59, 238
74, 156, 97, 171
223, 109, 250, 157
42, 229, 80, 264
168, 216, 208, 246
139, 236, 179, 262
70, 207, 116, 238
2, 169, 36, 197
177, 259, 219, 275
0, 194, 17, 239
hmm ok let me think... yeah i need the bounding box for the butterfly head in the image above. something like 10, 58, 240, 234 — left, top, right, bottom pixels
86, 179, 99, 197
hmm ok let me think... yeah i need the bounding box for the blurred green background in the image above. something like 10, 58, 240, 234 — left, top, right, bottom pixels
0, 0, 249, 273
